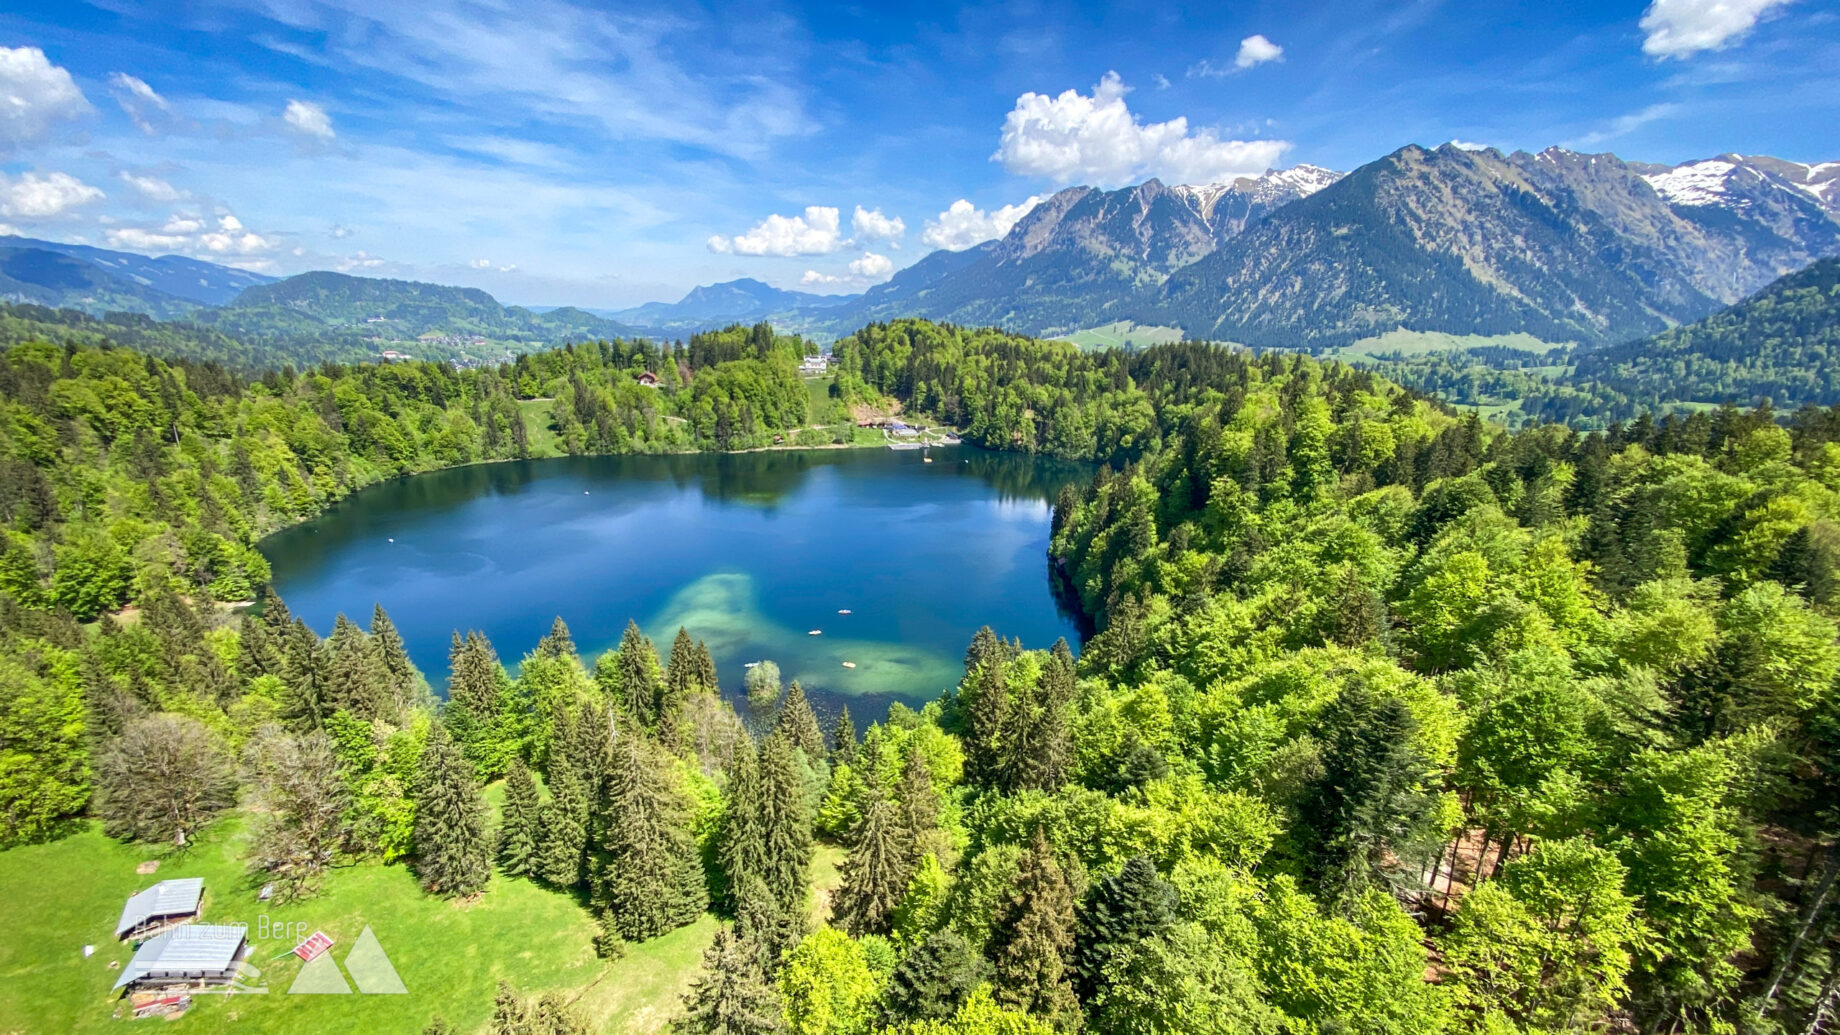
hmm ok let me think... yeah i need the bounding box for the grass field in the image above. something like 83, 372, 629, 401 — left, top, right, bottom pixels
1328, 328, 1570, 360
517, 398, 563, 457
0, 814, 846, 1034
1056, 321, 1186, 350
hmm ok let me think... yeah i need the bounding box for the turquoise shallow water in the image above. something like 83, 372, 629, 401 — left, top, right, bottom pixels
261, 448, 1087, 717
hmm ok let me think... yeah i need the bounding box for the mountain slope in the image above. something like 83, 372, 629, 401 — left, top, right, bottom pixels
1570, 256, 1840, 408
813, 167, 1342, 336
204, 271, 638, 344
0, 245, 204, 320
613, 278, 855, 334
1156, 143, 1840, 348
0, 234, 273, 308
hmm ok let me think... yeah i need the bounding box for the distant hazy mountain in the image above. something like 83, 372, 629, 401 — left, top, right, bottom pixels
612, 277, 856, 334
810, 166, 1343, 336
1569, 255, 1840, 409
0, 235, 276, 319
0, 245, 202, 320
203, 271, 638, 345
1159, 144, 1840, 348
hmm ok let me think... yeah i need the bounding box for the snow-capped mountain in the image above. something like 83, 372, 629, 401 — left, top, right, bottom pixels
1641, 154, 1840, 220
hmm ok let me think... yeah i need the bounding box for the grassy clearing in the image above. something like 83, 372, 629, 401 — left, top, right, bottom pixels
1056, 321, 1186, 350
0, 812, 716, 1035
517, 398, 563, 457
1330, 328, 1569, 360
803, 375, 839, 420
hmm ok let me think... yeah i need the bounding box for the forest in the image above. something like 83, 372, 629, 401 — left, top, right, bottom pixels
0, 321, 835, 623
2, 317, 1838, 1034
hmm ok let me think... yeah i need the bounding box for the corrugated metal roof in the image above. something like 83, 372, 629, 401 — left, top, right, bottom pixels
115, 878, 204, 938
113, 924, 246, 990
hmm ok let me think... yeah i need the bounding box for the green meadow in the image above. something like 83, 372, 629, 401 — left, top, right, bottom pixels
0, 812, 843, 1034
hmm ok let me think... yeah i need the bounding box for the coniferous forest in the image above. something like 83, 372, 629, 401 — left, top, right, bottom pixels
4, 317, 1840, 1035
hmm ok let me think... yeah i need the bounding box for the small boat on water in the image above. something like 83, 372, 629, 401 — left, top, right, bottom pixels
841, 661, 856, 669
838, 609, 852, 615
808, 629, 822, 636
743, 661, 760, 669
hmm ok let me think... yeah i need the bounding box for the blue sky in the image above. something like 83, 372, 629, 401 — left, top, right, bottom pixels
1, 0, 1836, 308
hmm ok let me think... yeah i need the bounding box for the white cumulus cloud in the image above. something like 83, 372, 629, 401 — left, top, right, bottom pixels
994, 72, 1290, 187
108, 73, 171, 135
708, 205, 846, 256
283, 99, 335, 140
106, 212, 277, 261
851, 206, 905, 242
849, 252, 894, 278
921, 196, 1047, 251
339, 250, 385, 270
1639, 0, 1796, 57
119, 172, 185, 203
1236, 35, 1284, 68
469, 258, 493, 269
800, 269, 847, 286
0, 46, 92, 150
0, 171, 105, 219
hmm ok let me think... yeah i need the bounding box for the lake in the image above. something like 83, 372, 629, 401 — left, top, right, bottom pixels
262, 448, 1089, 718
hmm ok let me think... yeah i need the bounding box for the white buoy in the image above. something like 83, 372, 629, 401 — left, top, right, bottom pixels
387, 537, 394, 543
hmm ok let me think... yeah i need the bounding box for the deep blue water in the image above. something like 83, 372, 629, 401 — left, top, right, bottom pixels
261, 448, 1086, 717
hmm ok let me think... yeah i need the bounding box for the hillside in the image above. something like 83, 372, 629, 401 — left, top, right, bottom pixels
0, 234, 275, 306
1570, 255, 1840, 408
202, 271, 639, 350
612, 277, 856, 334
814, 167, 1342, 336
0, 245, 205, 321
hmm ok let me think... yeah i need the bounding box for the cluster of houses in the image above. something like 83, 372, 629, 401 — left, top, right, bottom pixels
110, 878, 251, 998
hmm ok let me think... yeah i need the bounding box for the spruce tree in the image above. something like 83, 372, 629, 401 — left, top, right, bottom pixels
758, 733, 814, 914
693, 639, 719, 697
677, 927, 783, 1035
614, 620, 664, 729
412, 725, 492, 898
1072, 855, 1177, 1002
896, 747, 940, 870
370, 604, 417, 710
537, 757, 589, 887
1296, 685, 1433, 905
663, 626, 698, 747
961, 644, 1011, 788
489, 981, 523, 1035
964, 625, 1004, 674
498, 758, 541, 876
720, 745, 768, 906
774, 682, 825, 762
283, 618, 330, 728
446, 631, 515, 777
879, 930, 990, 1025
326, 612, 386, 719
833, 788, 910, 936
988, 829, 1079, 1028
733, 871, 800, 972
536, 615, 575, 659
829, 706, 857, 768
593, 733, 707, 940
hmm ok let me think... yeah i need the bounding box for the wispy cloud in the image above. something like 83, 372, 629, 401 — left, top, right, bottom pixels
1565, 102, 1684, 147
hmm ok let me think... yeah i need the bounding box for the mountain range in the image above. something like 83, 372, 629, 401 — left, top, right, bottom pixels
3, 143, 1836, 361
803, 146, 1839, 347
